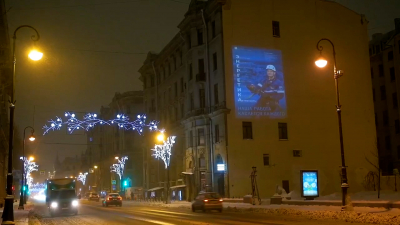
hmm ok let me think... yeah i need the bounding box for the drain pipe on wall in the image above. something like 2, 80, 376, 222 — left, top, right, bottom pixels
201, 9, 215, 191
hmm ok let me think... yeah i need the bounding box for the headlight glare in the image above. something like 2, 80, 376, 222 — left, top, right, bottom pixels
72, 200, 79, 207
51, 202, 58, 208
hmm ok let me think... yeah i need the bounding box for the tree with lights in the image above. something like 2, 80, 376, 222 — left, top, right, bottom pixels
152, 136, 176, 204
77, 172, 88, 185
110, 156, 128, 191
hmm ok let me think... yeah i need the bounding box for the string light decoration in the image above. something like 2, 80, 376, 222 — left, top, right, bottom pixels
20, 157, 38, 188
152, 136, 176, 169
43, 112, 162, 135
77, 172, 88, 185
110, 156, 128, 180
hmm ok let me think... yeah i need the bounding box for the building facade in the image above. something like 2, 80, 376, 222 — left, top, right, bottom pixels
370, 18, 400, 176
140, 0, 377, 199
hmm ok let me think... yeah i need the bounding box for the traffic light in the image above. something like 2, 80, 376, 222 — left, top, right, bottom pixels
123, 181, 128, 187
22, 185, 26, 191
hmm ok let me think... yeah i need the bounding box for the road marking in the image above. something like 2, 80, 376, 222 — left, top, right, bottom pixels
144, 209, 198, 216
122, 214, 175, 225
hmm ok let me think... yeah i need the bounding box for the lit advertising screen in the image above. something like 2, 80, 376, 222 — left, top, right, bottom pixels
232, 46, 287, 118
301, 170, 319, 197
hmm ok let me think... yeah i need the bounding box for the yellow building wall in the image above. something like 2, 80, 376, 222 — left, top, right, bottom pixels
222, 0, 377, 198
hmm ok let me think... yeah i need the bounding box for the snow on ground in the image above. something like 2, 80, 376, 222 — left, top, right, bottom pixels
131, 201, 400, 225
316, 190, 400, 201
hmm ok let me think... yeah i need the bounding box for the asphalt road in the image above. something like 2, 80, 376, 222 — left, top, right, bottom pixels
30, 200, 366, 225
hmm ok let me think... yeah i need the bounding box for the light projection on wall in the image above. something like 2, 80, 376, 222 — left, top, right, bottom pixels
232, 46, 287, 118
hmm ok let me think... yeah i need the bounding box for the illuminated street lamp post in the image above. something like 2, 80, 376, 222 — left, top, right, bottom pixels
18, 126, 35, 208
2, 25, 43, 224
315, 38, 349, 210
94, 166, 98, 187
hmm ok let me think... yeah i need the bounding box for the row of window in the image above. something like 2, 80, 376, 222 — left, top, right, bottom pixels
371, 65, 395, 81
375, 111, 400, 128
242, 122, 288, 140
263, 150, 302, 166
369, 41, 399, 57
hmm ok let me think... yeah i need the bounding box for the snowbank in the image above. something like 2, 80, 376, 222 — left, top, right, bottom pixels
316, 190, 400, 201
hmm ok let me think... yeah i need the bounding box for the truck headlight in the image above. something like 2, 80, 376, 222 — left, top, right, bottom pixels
51, 202, 58, 208
72, 200, 79, 207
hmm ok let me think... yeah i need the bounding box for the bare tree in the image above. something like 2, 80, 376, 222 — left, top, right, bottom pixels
364, 142, 381, 198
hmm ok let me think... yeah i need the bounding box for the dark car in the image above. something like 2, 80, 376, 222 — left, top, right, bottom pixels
192, 192, 223, 212
102, 193, 122, 207
89, 193, 100, 202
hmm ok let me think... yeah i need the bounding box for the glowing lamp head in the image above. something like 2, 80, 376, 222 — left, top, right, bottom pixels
29, 156, 34, 161
157, 133, 165, 142
94, 166, 98, 169
115, 156, 119, 159
28, 50, 43, 61
315, 57, 328, 68
28, 135, 35, 142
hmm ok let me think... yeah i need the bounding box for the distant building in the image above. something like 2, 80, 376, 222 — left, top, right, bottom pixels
139, 0, 376, 199
85, 91, 144, 193
370, 18, 400, 175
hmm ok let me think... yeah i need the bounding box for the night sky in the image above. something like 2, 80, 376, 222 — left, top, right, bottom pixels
3, 0, 400, 172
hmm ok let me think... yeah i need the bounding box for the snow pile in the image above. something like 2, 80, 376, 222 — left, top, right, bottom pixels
317, 191, 400, 201
225, 206, 400, 225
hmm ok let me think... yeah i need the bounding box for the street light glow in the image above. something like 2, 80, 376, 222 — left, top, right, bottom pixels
28, 135, 35, 142
315, 57, 328, 68
115, 156, 119, 159
28, 50, 43, 61
29, 157, 34, 161
94, 165, 98, 169
157, 133, 165, 142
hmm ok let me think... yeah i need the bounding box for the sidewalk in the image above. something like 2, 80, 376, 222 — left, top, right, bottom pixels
0, 201, 33, 225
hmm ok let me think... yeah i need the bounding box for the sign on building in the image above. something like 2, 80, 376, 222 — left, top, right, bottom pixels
112, 180, 116, 185
300, 170, 319, 200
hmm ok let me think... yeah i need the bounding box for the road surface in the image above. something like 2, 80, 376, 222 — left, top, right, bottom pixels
29, 200, 366, 225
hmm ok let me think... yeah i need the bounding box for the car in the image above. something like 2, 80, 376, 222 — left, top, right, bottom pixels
192, 192, 223, 212
89, 193, 100, 202
102, 193, 122, 207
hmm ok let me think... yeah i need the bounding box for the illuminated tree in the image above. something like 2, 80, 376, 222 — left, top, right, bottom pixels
152, 136, 176, 169
77, 172, 88, 185
110, 156, 128, 180
20, 157, 38, 188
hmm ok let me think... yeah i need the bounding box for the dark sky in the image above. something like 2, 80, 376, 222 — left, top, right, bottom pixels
4, 0, 400, 172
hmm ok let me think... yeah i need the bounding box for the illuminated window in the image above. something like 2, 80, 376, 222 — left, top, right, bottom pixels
198, 128, 205, 145
242, 122, 253, 139
197, 29, 203, 45
390, 67, 395, 82
293, 150, 302, 157
379, 64, 384, 77
214, 84, 219, 105
388, 51, 394, 61
383, 110, 389, 126
380, 85, 386, 100
393, 93, 398, 109
278, 123, 288, 140
213, 52, 217, 71
189, 63, 193, 81
395, 120, 400, 134
210, 21, 216, 38
263, 154, 269, 166
215, 125, 219, 143
272, 21, 280, 37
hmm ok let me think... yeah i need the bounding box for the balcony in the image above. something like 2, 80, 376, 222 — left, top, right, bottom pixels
196, 73, 206, 82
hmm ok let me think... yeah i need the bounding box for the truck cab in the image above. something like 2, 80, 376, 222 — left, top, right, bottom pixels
46, 178, 80, 217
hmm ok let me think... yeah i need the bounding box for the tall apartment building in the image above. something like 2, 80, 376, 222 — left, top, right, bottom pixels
139, 0, 377, 199
370, 19, 400, 176
85, 91, 144, 193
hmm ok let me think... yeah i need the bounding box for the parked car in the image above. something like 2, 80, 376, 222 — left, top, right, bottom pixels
89, 193, 100, 202
102, 193, 122, 207
191, 192, 223, 212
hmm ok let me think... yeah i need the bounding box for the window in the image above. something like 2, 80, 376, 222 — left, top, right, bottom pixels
174, 106, 178, 121
388, 51, 394, 61
278, 123, 288, 140
263, 154, 270, 166
174, 82, 178, 97
380, 85, 387, 100
179, 50, 183, 66
199, 156, 206, 168
190, 92, 194, 110
143, 77, 147, 89
371, 68, 374, 79
373, 89, 375, 102
213, 52, 217, 71
215, 124, 219, 143
385, 135, 391, 150
150, 75, 155, 87
198, 59, 205, 75
188, 34, 192, 49
383, 110, 389, 126
89, 137, 93, 142
393, 92, 398, 109
398, 146, 400, 160
395, 120, 400, 134
181, 102, 184, 118
189, 63, 193, 80
172, 55, 176, 71
390, 67, 395, 82
293, 150, 302, 157
242, 122, 253, 139
376, 45, 380, 54
180, 77, 184, 93
375, 113, 378, 127
211, 20, 216, 38
167, 64, 171, 76
272, 21, 280, 37
199, 88, 205, 108
156, 73, 160, 85
197, 29, 203, 45
189, 130, 193, 147
198, 128, 205, 145
161, 66, 165, 80
214, 83, 219, 105
379, 64, 384, 77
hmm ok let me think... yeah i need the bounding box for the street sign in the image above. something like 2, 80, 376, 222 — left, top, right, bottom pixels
112, 180, 116, 185
40, 171, 45, 175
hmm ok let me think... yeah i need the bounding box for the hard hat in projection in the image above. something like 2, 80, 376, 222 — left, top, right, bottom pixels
266, 65, 276, 71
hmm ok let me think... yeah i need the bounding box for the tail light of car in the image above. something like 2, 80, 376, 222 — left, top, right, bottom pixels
117, 197, 121, 200
107, 197, 111, 201
203, 199, 208, 202
219, 199, 223, 202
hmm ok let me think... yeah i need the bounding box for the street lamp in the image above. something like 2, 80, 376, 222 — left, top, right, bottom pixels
156, 132, 165, 142
18, 126, 35, 209
2, 25, 42, 223
315, 38, 349, 210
